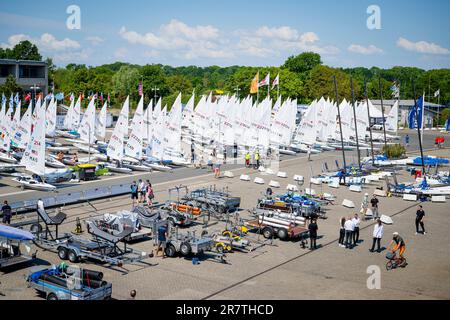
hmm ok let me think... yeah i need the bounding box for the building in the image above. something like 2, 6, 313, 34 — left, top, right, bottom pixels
370, 99, 446, 128
0, 59, 48, 96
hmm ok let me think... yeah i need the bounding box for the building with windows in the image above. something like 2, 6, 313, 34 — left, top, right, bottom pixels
0, 59, 48, 96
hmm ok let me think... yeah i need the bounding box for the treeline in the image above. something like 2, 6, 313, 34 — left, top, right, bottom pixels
1, 41, 449, 110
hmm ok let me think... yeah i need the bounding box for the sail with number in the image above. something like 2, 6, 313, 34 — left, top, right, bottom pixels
79, 97, 96, 144
96, 101, 107, 141
125, 96, 144, 160
107, 96, 129, 161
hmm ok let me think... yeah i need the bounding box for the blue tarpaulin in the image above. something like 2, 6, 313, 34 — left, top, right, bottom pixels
412, 156, 449, 166
0, 225, 34, 241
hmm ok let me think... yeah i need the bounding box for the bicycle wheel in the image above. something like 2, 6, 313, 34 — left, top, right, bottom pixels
386, 260, 394, 271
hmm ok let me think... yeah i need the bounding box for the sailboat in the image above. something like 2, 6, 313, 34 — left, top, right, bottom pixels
72, 97, 99, 155
12, 101, 58, 191
0, 97, 19, 164
105, 96, 132, 174
57, 94, 81, 138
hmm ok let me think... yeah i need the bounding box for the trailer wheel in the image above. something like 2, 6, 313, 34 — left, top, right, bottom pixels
30, 223, 42, 234
165, 244, 176, 257
68, 250, 79, 263
277, 228, 288, 241
47, 293, 58, 301
57, 247, 68, 260
262, 227, 274, 239
180, 242, 192, 256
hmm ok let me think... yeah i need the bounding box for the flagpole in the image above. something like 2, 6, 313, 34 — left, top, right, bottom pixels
364, 79, 375, 165
412, 81, 426, 177
378, 76, 388, 149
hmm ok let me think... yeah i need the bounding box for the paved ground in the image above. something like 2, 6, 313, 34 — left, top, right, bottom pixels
0, 129, 449, 300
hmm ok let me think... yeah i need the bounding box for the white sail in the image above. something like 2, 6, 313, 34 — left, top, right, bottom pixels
11, 100, 21, 136
182, 92, 195, 128
96, 101, 108, 140
386, 101, 399, 132
164, 93, 183, 156
295, 101, 317, 145
73, 95, 81, 128
107, 96, 129, 161
125, 96, 144, 159
45, 97, 57, 137
63, 95, 75, 129
143, 99, 153, 144
13, 100, 33, 149
79, 97, 97, 144
20, 98, 46, 176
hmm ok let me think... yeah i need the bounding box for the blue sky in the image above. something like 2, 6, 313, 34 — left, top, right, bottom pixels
1, 0, 449, 69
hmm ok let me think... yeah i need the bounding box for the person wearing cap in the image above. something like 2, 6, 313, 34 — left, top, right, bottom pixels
388, 232, 406, 263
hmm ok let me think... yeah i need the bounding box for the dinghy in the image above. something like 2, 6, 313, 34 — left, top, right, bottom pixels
45, 157, 66, 169
12, 175, 57, 192
0, 152, 18, 164
144, 162, 172, 172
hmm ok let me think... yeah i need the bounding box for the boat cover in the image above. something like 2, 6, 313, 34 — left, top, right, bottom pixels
0, 225, 34, 241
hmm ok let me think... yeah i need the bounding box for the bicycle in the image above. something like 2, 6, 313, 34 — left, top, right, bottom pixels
385, 251, 407, 270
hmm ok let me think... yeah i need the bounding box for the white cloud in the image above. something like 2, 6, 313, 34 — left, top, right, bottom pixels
238, 37, 274, 58
86, 36, 105, 46
119, 19, 232, 60
348, 44, 383, 55
53, 49, 90, 63
397, 37, 449, 55
255, 26, 299, 41
1, 33, 80, 51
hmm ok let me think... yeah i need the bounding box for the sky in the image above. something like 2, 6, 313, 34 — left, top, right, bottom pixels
0, 0, 449, 69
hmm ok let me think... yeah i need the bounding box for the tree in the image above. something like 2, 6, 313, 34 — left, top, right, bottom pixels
112, 66, 141, 104
166, 75, 193, 95
283, 52, 322, 74
11, 41, 42, 61
0, 75, 22, 96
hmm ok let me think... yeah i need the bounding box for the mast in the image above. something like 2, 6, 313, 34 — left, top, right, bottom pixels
350, 77, 361, 169
378, 77, 388, 149
412, 80, 426, 177
364, 79, 375, 165
333, 75, 347, 174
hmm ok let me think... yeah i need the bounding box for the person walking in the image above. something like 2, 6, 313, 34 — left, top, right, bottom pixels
307, 146, 312, 161
146, 181, 154, 206
370, 195, 380, 220
308, 219, 318, 250
338, 217, 346, 248
130, 181, 139, 207
344, 216, 355, 249
244, 151, 251, 168
405, 134, 410, 147
415, 205, 426, 235
254, 150, 261, 169
370, 219, 383, 252
1, 200, 12, 225
214, 160, 221, 179
352, 214, 361, 245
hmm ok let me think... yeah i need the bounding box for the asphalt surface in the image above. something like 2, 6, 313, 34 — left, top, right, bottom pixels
0, 129, 449, 300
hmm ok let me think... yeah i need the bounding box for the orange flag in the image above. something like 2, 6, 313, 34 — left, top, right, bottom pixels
250, 72, 259, 94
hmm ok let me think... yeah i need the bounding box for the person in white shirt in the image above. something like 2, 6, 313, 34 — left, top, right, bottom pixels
344, 217, 355, 249
352, 214, 361, 245
370, 219, 384, 252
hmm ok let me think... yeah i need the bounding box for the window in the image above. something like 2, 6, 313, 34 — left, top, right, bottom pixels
19, 65, 45, 78
0, 65, 15, 78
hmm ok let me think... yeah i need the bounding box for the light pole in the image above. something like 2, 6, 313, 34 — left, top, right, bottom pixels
30, 84, 40, 108
152, 86, 160, 107
235, 86, 241, 98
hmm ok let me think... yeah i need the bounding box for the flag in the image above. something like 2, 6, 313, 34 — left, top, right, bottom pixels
138, 82, 143, 96
14, 93, 20, 105
107, 93, 111, 103
250, 72, 259, 94
258, 73, 270, 87
99, 92, 104, 103
24, 93, 32, 102
272, 74, 279, 89
434, 89, 440, 98
445, 117, 450, 132
408, 96, 424, 129
390, 82, 400, 98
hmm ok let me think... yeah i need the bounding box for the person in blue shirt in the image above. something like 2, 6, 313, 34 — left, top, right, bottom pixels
155, 225, 168, 258
130, 181, 138, 207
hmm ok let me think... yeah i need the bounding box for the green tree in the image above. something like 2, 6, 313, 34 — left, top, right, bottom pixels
283, 52, 322, 74
11, 40, 42, 60
0, 75, 22, 95
112, 65, 141, 104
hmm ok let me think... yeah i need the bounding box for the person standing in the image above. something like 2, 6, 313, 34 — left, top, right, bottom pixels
352, 214, 361, 245
214, 161, 221, 179
415, 205, 426, 235
244, 152, 251, 168
146, 181, 154, 206
405, 134, 410, 147
138, 179, 146, 203
370, 195, 380, 220
344, 216, 355, 249
130, 181, 138, 207
307, 146, 312, 161
338, 217, 346, 248
360, 193, 369, 219
155, 224, 168, 258
308, 219, 318, 250
370, 219, 384, 252
1, 201, 12, 225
